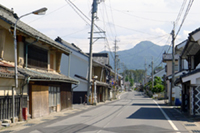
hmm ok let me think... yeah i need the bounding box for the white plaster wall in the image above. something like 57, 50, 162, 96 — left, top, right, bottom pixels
61, 51, 88, 92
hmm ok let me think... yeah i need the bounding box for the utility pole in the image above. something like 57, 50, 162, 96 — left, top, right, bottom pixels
114, 39, 119, 98
87, 0, 98, 104
170, 22, 175, 105
152, 57, 154, 89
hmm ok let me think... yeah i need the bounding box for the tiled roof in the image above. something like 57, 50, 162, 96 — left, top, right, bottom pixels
162, 53, 179, 61
55, 37, 87, 57
96, 81, 110, 87
0, 61, 24, 79
0, 4, 71, 55
18, 68, 78, 84
92, 53, 109, 66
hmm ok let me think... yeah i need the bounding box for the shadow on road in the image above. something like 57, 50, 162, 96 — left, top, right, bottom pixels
132, 103, 166, 106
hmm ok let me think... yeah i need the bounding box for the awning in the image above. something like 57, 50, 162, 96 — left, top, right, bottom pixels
96, 81, 110, 87
18, 68, 79, 84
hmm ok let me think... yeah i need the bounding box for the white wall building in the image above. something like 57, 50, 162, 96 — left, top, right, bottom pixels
55, 37, 89, 104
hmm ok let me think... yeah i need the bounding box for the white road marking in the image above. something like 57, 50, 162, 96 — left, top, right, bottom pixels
154, 100, 180, 133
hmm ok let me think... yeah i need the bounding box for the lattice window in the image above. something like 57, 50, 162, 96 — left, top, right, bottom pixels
194, 86, 200, 115
28, 45, 48, 69
190, 88, 194, 115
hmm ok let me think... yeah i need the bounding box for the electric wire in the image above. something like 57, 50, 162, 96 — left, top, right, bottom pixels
105, 4, 171, 23
108, 0, 117, 36
175, 0, 195, 39
119, 34, 170, 58
154, 34, 171, 65
60, 27, 89, 38
27, 4, 69, 24
175, 0, 187, 26
66, 0, 105, 34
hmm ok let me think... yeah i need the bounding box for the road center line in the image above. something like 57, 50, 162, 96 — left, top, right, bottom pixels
153, 100, 180, 133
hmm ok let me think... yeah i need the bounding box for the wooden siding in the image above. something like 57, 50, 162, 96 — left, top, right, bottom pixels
60, 84, 72, 110
31, 85, 49, 118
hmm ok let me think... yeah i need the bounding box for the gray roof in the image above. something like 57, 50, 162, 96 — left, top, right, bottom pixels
0, 4, 71, 55
0, 70, 24, 79
162, 53, 179, 61
96, 81, 110, 87
92, 53, 110, 66
18, 68, 78, 84
0, 61, 24, 79
175, 40, 187, 55
55, 37, 88, 57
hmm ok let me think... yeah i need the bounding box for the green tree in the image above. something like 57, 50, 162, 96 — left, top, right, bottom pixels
129, 78, 134, 87
152, 76, 164, 93
125, 75, 129, 82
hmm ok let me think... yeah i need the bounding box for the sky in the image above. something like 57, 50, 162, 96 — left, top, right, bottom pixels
0, 0, 200, 53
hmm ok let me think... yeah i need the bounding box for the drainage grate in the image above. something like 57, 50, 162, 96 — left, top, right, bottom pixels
24, 123, 35, 126
185, 124, 196, 126
192, 130, 200, 133
0, 131, 14, 133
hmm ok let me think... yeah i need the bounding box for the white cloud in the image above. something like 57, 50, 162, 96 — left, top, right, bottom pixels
1, 0, 200, 53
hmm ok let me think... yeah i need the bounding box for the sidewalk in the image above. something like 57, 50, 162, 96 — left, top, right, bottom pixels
173, 107, 200, 133
0, 97, 120, 133
155, 99, 200, 133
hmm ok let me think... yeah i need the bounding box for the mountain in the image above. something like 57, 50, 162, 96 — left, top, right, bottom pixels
100, 41, 171, 72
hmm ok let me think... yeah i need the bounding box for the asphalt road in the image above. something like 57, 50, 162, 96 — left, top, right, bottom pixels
14, 91, 189, 133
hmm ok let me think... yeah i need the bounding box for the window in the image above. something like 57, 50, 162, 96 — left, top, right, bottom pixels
49, 86, 60, 107
28, 45, 48, 68
175, 65, 179, 72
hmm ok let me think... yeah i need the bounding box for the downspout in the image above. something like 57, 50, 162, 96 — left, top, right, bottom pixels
19, 76, 30, 121
25, 37, 39, 68
68, 53, 71, 77
100, 67, 103, 82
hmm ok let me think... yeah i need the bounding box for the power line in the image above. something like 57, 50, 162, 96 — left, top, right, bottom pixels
66, 0, 105, 34
175, 0, 187, 25
60, 27, 89, 38
105, 4, 171, 23
118, 34, 170, 58
175, 0, 195, 39
27, 4, 69, 24
154, 34, 171, 64
108, 0, 117, 35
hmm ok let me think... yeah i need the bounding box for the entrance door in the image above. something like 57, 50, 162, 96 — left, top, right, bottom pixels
60, 84, 71, 110
31, 85, 49, 118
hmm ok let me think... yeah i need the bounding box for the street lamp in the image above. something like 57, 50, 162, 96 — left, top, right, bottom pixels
13, 7, 47, 123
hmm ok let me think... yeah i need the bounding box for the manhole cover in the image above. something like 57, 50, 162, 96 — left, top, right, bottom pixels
1, 131, 14, 133
192, 130, 200, 133
185, 124, 196, 126
24, 123, 35, 126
